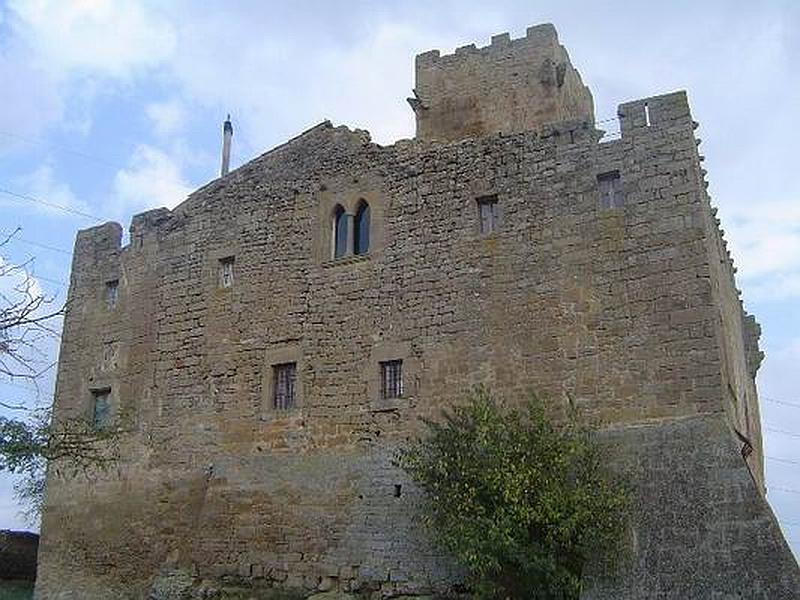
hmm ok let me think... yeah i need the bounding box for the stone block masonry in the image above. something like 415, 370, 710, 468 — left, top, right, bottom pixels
411, 24, 594, 142
35, 24, 798, 599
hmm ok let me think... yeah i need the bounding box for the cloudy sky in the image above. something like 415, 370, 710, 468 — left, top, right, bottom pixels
1, 0, 798, 556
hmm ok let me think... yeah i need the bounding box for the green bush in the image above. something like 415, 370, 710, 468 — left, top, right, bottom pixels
396, 388, 629, 599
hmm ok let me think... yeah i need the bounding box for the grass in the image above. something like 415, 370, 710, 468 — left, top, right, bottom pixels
0, 580, 34, 600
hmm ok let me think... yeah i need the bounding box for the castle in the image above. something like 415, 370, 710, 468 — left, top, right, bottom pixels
36, 24, 800, 599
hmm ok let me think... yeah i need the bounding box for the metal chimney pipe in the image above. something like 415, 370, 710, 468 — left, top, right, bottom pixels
221, 115, 233, 177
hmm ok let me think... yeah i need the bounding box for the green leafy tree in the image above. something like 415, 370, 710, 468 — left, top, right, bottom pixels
396, 387, 629, 599
1, 406, 126, 522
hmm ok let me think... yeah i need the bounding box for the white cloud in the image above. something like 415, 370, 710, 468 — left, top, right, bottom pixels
722, 199, 800, 302
0, 46, 65, 153
111, 144, 192, 216
162, 16, 463, 152
0, 0, 176, 152
8, 165, 92, 219
306, 22, 433, 144
8, 0, 176, 79
146, 99, 186, 137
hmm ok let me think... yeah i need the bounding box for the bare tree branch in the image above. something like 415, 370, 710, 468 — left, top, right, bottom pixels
1, 233, 64, 382
0, 231, 122, 520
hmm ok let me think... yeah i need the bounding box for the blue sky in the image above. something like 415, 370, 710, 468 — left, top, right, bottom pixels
0, 0, 798, 557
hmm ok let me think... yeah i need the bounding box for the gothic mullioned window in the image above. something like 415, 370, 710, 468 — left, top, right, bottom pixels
333, 204, 348, 258
354, 200, 370, 255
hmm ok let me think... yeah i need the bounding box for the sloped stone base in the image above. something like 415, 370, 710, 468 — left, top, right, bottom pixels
583, 414, 800, 599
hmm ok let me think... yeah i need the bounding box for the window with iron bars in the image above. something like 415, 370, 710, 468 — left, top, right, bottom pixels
273, 362, 297, 410
380, 360, 403, 399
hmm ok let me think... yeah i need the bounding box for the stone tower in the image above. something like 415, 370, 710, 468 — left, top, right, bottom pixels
410, 24, 594, 141
35, 24, 799, 600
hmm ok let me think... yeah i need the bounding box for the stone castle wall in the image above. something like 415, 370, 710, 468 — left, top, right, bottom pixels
35, 37, 798, 599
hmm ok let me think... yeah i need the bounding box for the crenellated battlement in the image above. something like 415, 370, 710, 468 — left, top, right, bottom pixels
74, 221, 122, 256
411, 23, 594, 142
129, 207, 173, 251
414, 24, 564, 67
618, 91, 692, 133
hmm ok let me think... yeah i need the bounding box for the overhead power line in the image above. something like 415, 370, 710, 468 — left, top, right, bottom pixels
767, 456, 800, 467
0, 187, 106, 222
0, 129, 194, 193
1, 230, 73, 256
763, 397, 800, 409
769, 486, 800, 496
0, 130, 131, 171
780, 519, 800, 528
765, 426, 800, 439
31, 273, 68, 287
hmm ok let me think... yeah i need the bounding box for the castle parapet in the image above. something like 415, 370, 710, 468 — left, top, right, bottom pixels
618, 91, 692, 134
74, 221, 122, 258
410, 24, 594, 142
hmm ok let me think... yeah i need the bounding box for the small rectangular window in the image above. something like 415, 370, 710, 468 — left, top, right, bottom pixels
477, 195, 499, 234
219, 256, 235, 288
597, 171, 624, 209
101, 341, 118, 371
105, 280, 119, 309
380, 360, 403, 399
92, 389, 111, 430
273, 362, 297, 410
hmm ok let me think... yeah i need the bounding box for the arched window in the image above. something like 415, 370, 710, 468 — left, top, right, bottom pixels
353, 200, 370, 255
333, 204, 348, 258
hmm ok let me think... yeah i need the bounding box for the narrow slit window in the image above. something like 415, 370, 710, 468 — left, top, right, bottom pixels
380, 360, 403, 400
333, 205, 348, 258
354, 200, 370, 255
477, 195, 499, 234
92, 388, 111, 430
597, 171, 624, 209
105, 280, 119, 309
219, 256, 235, 288
273, 362, 297, 410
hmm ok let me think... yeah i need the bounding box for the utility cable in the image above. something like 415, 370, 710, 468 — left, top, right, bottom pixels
0, 187, 106, 222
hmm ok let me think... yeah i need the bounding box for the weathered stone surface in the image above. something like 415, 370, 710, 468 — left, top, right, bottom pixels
149, 569, 195, 600
35, 23, 798, 600
586, 414, 799, 599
